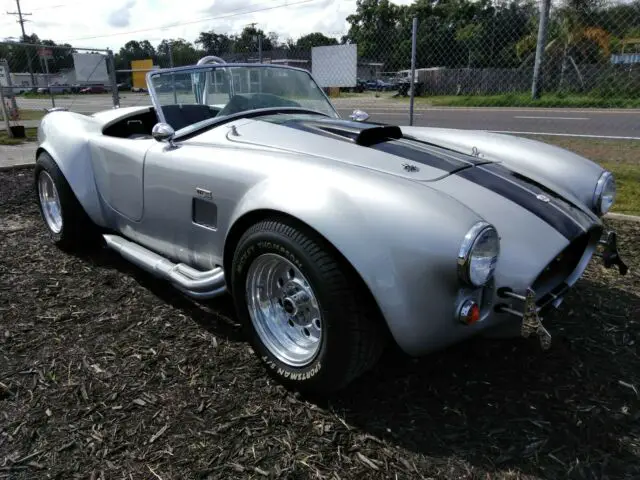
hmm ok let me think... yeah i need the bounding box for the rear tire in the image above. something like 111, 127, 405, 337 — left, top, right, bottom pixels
231, 218, 387, 394
34, 151, 97, 251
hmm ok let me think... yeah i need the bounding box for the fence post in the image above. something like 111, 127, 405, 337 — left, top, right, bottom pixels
531, 0, 551, 99
0, 83, 13, 138
0, 59, 18, 112
169, 41, 178, 104
107, 49, 120, 108
43, 54, 55, 108
409, 17, 418, 126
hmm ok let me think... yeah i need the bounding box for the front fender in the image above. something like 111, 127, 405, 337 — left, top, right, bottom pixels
402, 126, 604, 212
226, 166, 484, 355
37, 111, 108, 227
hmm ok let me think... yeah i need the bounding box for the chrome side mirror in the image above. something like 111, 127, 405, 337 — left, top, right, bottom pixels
152, 123, 175, 145
349, 109, 370, 122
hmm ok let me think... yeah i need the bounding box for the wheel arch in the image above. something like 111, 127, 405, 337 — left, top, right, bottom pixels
223, 208, 393, 340
36, 115, 108, 228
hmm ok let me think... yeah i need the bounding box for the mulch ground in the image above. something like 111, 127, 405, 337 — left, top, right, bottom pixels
1, 166, 639, 480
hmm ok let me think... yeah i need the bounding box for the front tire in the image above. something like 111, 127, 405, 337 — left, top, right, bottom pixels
34, 151, 97, 251
231, 218, 387, 394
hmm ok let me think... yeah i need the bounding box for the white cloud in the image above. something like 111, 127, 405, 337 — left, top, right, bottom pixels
2, 0, 413, 51
108, 0, 137, 28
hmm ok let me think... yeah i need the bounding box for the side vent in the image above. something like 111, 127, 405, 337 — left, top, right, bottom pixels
192, 197, 218, 229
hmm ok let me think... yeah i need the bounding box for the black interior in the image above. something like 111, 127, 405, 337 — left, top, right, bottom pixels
102, 108, 158, 139
162, 104, 220, 131
102, 104, 222, 139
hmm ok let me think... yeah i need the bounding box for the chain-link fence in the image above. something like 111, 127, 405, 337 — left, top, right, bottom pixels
0, 42, 117, 134
3, 0, 640, 137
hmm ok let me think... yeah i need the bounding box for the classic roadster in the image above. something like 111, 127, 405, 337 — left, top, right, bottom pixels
34, 56, 627, 393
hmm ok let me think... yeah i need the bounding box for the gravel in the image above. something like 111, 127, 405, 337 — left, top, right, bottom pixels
1, 166, 639, 479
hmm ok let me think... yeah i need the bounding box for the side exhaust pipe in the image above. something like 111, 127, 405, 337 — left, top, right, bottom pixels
103, 234, 227, 299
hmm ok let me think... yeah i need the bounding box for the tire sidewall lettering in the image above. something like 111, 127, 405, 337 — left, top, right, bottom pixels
260, 355, 322, 382
235, 235, 325, 384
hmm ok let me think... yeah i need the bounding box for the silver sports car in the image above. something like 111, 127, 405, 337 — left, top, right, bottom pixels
34, 56, 628, 393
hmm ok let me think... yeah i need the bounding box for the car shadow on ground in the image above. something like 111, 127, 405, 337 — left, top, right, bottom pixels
319, 279, 640, 477
71, 245, 244, 343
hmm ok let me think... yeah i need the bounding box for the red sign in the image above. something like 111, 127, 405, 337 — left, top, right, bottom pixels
38, 48, 53, 58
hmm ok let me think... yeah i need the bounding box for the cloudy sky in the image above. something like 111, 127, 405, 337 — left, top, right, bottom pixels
1, 0, 414, 51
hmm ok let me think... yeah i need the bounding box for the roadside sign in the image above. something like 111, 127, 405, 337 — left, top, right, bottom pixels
38, 48, 53, 58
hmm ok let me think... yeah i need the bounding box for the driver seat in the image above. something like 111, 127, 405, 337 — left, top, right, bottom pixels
162, 104, 217, 131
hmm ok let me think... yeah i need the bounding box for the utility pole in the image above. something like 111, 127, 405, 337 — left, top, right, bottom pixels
248, 22, 262, 63
7, 0, 36, 87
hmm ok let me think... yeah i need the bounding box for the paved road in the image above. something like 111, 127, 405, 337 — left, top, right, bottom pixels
14, 94, 640, 138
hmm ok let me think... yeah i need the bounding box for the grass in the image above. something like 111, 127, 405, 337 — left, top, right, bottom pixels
0, 127, 38, 145
525, 136, 640, 216
0, 109, 46, 122
422, 93, 640, 108
337, 91, 640, 108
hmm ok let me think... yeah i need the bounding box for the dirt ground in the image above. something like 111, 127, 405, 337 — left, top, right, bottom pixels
1, 167, 639, 480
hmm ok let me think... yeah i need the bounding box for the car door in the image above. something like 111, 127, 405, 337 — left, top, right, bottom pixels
89, 135, 154, 222
138, 132, 257, 271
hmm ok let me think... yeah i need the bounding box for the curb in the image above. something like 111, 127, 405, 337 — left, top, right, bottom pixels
605, 212, 640, 223
1, 162, 639, 223
0, 162, 35, 171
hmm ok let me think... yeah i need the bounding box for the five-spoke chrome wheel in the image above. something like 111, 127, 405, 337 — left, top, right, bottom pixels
246, 253, 323, 367
37, 170, 63, 234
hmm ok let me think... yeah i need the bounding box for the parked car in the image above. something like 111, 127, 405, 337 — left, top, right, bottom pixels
33, 58, 627, 394
365, 79, 395, 91
79, 84, 106, 94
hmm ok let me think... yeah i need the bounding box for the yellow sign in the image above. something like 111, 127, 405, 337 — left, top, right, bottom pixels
131, 59, 153, 89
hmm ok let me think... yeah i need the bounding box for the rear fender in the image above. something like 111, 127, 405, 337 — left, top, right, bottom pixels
37, 111, 109, 228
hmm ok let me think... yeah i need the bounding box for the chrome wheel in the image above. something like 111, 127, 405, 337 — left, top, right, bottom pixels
246, 253, 323, 367
38, 171, 63, 234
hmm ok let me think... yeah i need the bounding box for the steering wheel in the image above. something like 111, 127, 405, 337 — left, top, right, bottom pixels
215, 94, 251, 117
216, 93, 302, 118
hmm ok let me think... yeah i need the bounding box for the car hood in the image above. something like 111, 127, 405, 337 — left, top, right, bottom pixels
220, 114, 491, 182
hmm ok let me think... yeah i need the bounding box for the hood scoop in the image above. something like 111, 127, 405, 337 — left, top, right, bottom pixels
274, 117, 403, 147
316, 124, 403, 146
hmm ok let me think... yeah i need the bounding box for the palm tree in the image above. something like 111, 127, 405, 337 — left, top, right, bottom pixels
516, 1, 611, 91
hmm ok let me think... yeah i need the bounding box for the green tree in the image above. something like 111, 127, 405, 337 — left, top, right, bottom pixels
195, 31, 234, 56
295, 32, 338, 50
157, 38, 200, 67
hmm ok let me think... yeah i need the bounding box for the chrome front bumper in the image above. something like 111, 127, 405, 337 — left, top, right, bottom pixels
495, 229, 628, 349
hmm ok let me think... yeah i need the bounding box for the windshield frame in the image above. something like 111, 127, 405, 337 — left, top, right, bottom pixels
146, 63, 340, 130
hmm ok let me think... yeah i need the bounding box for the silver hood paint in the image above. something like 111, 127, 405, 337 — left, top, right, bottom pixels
193, 117, 482, 182
401, 126, 604, 211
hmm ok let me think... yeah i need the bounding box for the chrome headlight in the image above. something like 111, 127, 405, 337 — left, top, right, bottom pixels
593, 171, 616, 216
458, 222, 500, 287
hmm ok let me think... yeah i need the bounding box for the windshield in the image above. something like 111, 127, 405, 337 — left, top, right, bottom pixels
148, 64, 338, 133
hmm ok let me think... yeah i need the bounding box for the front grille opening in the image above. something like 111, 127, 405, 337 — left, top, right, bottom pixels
531, 232, 591, 297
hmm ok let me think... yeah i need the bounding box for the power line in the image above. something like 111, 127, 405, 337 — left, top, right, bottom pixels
62, 0, 318, 42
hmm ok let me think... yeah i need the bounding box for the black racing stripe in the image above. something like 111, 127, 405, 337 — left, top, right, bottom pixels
275, 118, 477, 173
370, 140, 471, 173
484, 163, 597, 233
457, 166, 586, 240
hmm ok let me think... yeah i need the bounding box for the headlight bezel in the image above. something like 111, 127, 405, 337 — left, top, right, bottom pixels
593, 171, 616, 216
457, 221, 500, 287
